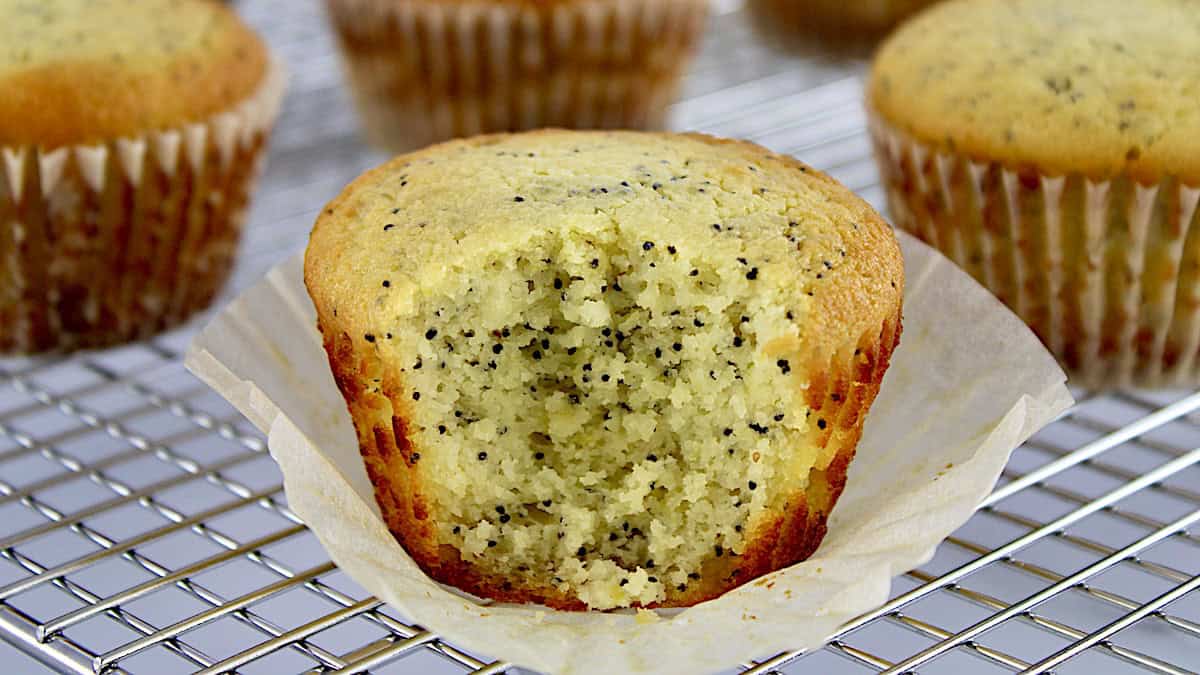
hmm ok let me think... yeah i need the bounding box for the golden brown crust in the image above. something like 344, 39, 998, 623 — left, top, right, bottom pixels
744, 139, 905, 362
0, 1, 268, 149
305, 130, 904, 609
686, 307, 902, 606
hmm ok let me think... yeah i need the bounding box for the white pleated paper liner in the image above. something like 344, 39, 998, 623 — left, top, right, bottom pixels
185, 231, 1071, 675
325, 0, 710, 153
871, 113, 1200, 389
0, 56, 287, 353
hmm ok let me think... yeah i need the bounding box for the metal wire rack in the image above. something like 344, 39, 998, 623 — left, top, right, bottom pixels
0, 1, 1197, 673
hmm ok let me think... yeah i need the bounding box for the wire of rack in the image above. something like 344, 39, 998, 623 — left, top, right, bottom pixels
0, 2, 1196, 674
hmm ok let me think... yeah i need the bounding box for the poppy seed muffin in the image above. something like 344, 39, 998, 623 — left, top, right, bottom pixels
305, 130, 903, 610
869, 0, 1200, 387
0, 0, 284, 353
0, 0, 268, 149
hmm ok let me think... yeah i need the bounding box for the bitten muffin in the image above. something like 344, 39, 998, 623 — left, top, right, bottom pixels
0, 0, 285, 353
749, 0, 940, 48
305, 130, 903, 610
869, 0, 1200, 388
324, 0, 709, 153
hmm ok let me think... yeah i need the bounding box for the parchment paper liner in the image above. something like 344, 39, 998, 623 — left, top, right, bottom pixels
0, 56, 287, 354
325, 0, 709, 153
186, 231, 1070, 675
870, 112, 1200, 389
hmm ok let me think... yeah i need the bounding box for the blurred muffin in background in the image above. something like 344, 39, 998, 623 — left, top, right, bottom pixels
749, 0, 940, 52
0, 0, 285, 354
868, 0, 1200, 388
324, 0, 710, 153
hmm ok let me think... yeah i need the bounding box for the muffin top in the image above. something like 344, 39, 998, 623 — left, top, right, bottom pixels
869, 0, 1200, 183
306, 130, 902, 366
305, 130, 902, 609
0, 0, 269, 149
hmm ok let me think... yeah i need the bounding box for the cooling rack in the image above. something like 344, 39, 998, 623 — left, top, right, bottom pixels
0, 1, 1197, 673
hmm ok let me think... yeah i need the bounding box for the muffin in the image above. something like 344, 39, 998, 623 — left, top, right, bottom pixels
0, 0, 285, 354
749, 0, 941, 48
324, 0, 709, 153
869, 0, 1200, 388
304, 130, 903, 610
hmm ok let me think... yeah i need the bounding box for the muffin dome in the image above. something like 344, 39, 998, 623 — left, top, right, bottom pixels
0, 0, 269, 148
869, 0, 1200, 183
305, 130, 903, 609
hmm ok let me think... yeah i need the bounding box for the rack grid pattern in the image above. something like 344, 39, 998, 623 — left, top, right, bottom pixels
0, 2, 1196, 673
